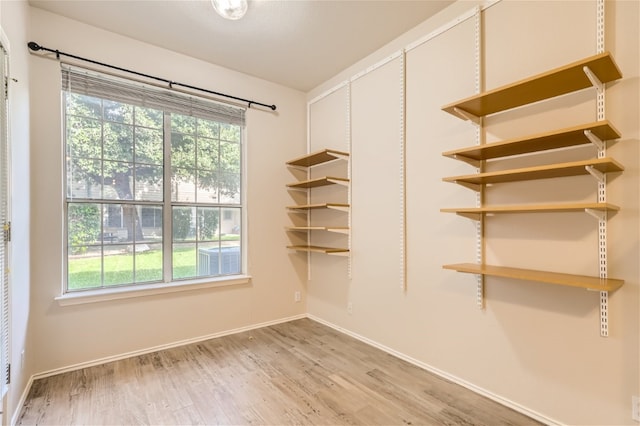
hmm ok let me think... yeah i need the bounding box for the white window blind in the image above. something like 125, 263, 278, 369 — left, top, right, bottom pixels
61, 65, 245, 126
0, 42, 10, 396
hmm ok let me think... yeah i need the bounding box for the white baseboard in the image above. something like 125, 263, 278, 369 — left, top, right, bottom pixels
12, 313, 306, 425
306, 314, 562, 426
10, 375, 34, 426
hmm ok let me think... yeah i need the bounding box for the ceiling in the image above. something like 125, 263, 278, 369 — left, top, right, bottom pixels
28, 0, 454, 92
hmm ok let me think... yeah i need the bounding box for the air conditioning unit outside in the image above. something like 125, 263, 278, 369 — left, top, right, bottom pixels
198, 246, 241, 276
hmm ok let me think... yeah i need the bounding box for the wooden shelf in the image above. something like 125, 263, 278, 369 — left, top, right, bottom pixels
287, 245, 349, 256
286, 149, 349, 167
441, 202, 619, 218
442, 52, 623, 118
286, 203, 350, 212
287, 176, 349, 189
443, 263, 624, 292
443, 121, 621, 163
443, 157, 623, 186
286, 226, 349, 234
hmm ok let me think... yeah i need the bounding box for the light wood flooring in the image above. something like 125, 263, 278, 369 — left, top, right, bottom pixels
18, 318, 540, 425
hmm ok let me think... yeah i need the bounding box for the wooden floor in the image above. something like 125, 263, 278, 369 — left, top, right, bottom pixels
18, 319, 540, 425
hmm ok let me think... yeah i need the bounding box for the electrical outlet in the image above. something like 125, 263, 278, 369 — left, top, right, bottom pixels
21, 349, 25, 370
632, 395, 640, 422
347, 302, 353, 315
294, 291, 301, 302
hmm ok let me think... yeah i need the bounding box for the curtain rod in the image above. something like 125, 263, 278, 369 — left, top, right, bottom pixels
27, 41, 277, 111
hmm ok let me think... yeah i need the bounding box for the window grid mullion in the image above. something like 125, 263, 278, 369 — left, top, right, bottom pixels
163, 112, 173, 283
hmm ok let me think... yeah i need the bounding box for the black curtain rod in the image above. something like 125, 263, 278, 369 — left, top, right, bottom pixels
27, 41, 277, 111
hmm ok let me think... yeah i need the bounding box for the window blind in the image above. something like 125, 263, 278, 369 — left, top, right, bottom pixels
0, 42, 10, 396
61, 65, 245, 126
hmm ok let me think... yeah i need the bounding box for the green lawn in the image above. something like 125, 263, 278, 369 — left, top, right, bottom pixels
68, 246, 205, 290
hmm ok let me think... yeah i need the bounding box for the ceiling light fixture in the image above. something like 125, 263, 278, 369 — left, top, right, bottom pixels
212, 0, 248, 20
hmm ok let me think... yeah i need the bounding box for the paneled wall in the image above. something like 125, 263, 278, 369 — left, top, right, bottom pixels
305, 1, 639, 424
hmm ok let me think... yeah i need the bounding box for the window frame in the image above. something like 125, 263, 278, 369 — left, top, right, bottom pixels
60, 66, 249, 299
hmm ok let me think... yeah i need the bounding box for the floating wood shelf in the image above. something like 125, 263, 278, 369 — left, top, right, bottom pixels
286, 203, 350, 212
287, 245, 349, 256
441, 202, 620, 218
287, 176, 349, 189
286, 226, 349, 234
286, 149, 349, 168
442, 52, 623, 118
443, 157, 623, 187
443, 263, 624, 292
443, 121, 621, 163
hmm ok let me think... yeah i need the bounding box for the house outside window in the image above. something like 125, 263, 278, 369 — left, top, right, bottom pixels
63, 66, 245, 292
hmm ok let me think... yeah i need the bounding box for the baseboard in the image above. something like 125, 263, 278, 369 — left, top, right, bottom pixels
10, 375, 34, 426
307, 314, 562, 426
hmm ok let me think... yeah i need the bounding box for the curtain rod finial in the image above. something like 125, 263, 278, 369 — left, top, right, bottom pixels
27, 42, 42, 51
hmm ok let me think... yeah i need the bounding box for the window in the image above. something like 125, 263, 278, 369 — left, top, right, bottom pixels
63, 66, 245, 292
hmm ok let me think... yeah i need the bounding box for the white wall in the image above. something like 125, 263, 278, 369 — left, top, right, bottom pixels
28, 6, 307, 377
0, 0, 31, 423
306, 1, 639, 424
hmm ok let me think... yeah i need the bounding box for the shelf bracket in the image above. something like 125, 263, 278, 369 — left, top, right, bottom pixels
457, 212, 482, 221
585, 165, 605, 183
327, 178, 349, 187
453, 107, 480, 124
584, 130, 605, 150
455, 181, 483, 192
583, 65, 604, 92
453, 154, 481, 168
585, 208, 606, 221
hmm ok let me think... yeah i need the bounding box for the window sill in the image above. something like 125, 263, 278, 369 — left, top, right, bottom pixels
55, 275, 252, 306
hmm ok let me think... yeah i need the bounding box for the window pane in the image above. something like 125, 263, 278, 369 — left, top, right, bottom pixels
104, 122, 133, 162
219, 172, 241, 204
135, 242, 163, 283
67, 158, 103, 199
221, 208, 241, 242
171, 169, 196, 202
135, 106, 163, 129
198, 243, 241, 277
172, 206, 195, 242
197, 137, 219, 170
173, 242, 197, 280
135, 165, 163, 201
141, 206, 163, 232
103, 245, 133, 286
196, 170, 218, 203
197, 207, 220, 241
68, 246, 103, 290
220, 141, 240, 174
67, 115, 102, 160
171, 132, 196, 170
103, 161, 133, 200
135, 127, 163, 166
68, 203, 102, 247
198, 119, 219, 139
220, 123, 241, 143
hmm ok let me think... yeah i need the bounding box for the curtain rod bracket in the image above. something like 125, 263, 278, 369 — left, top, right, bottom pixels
27, 40, 277, 111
